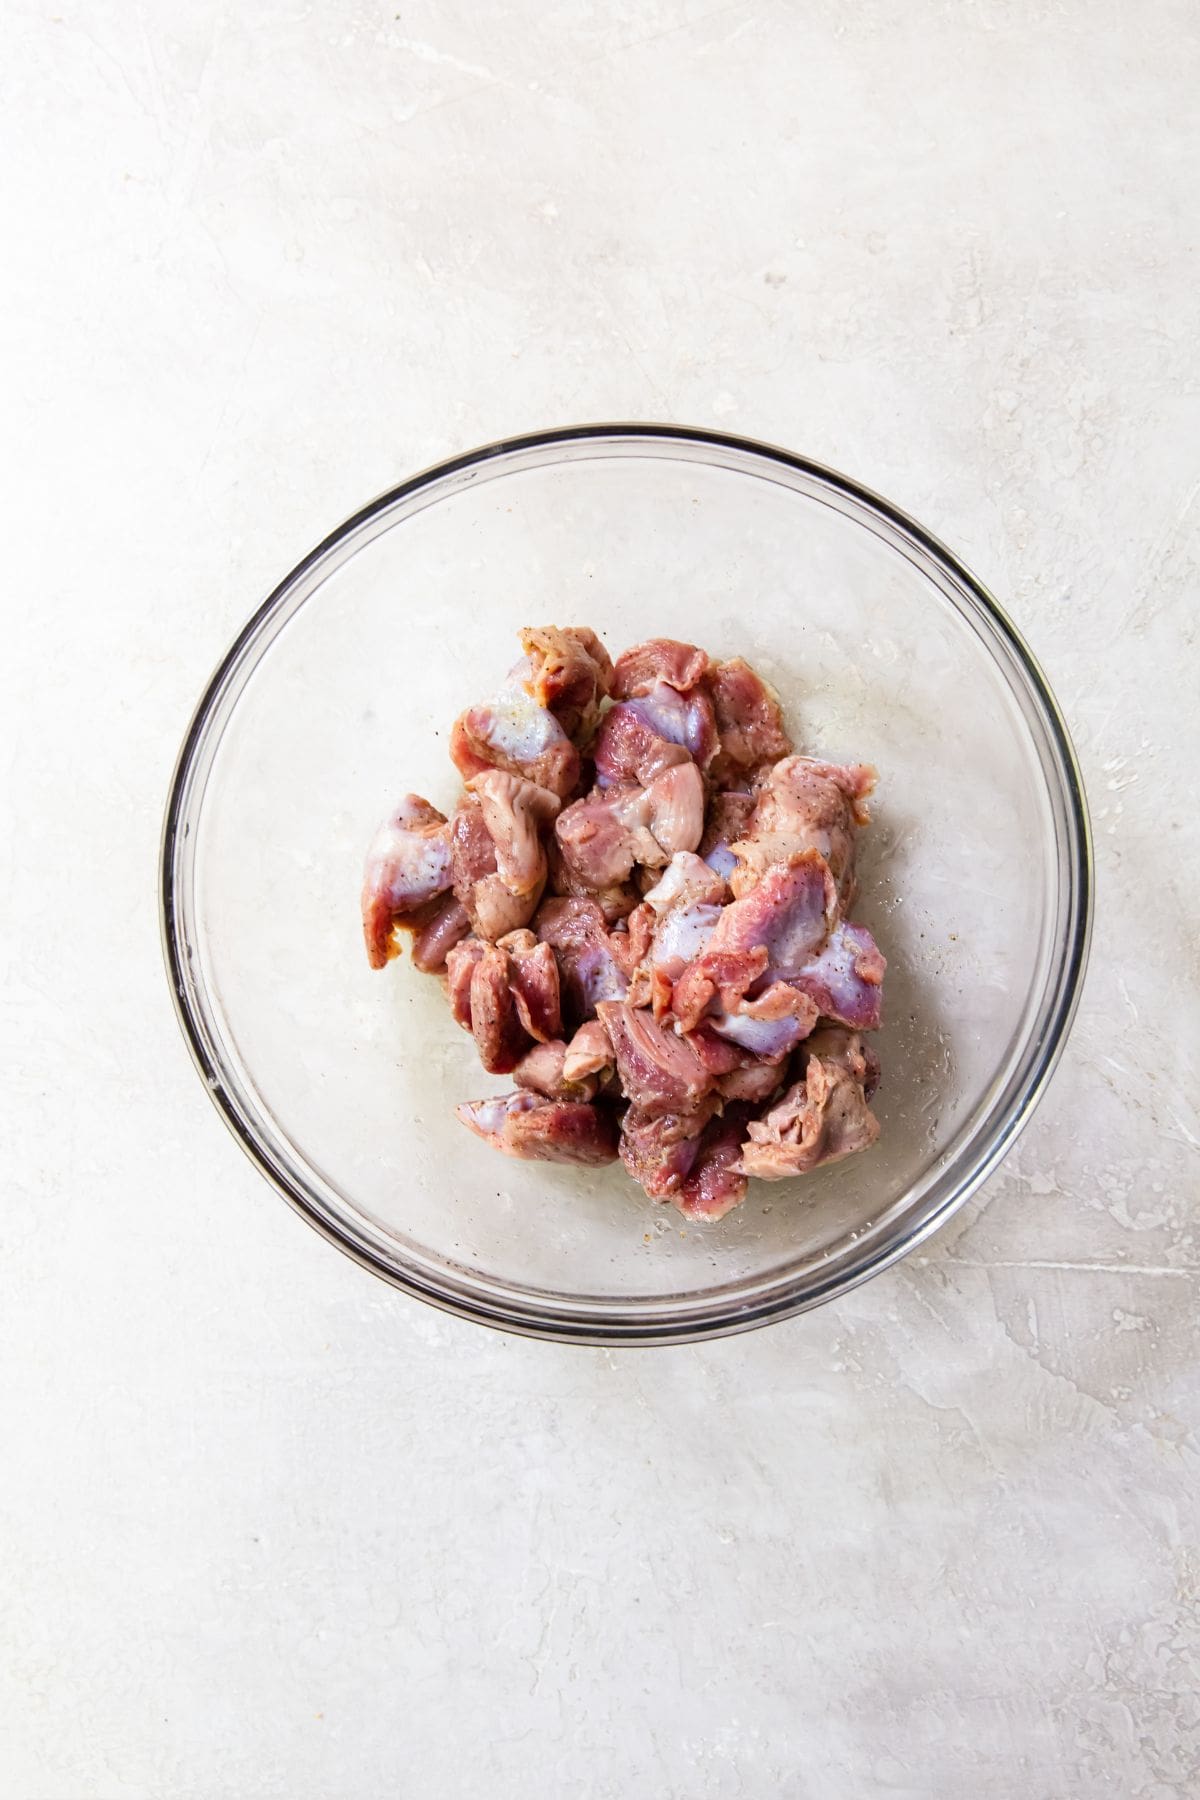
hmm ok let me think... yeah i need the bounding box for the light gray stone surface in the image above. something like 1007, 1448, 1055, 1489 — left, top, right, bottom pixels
2, 2, 1197, 1795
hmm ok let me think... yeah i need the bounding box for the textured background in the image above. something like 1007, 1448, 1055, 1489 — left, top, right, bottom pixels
3, 2, 1198, 1795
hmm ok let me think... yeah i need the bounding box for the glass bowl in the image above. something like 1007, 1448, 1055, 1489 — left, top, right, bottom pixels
161, 426, 1092, 1344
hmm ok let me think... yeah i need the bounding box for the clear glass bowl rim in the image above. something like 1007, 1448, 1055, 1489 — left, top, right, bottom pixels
160, 423, 1094, 1346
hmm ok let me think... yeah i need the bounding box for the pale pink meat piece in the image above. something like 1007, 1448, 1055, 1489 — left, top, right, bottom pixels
457, 1091, 620, 1166
636, 855, 729, 981
450, 657, 580, 799
519, 625, 614, 741
561, 1019, 616, 1086
642, 852, 729, 915
452, 774, 560, 942
513, 1039, 574, 1099
361, 796, 453, 969
716, 1060, 787, 1104
467, 770, 560, 897
787, 921, 886, 1031
611, 638, 708, 698
535, 896, 630, 1026
645, 761, 706, 858
554, 763, 705, 890
703, 850, 836, 977
741, 756, 876, 902
739, 1040, 880, 1180
593, 684, 717, 785
706, 657, 792, 780
802, 1025, 882, 1100
514, 1018, 615, 1101
596, 1000, 714, 1117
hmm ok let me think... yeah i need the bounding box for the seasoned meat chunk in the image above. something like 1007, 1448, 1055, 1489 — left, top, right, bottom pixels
593, 684, 716, 784
618, 1100, 721, 1200
451, 774, 560, 942
706, 657, 792, 780
699, 789, 756, 880
457, 1091, 620, 1165
739, 1041, 880, 1180
519, 625, 614, 742
742, 756, 875, 902
535, 896, 630, 1026
361, 796, 453, 969
555, 762, 705, 890
703, 850, 836, 977
675, 1106, 752, 1219
450, 655, 580, 798
596, 1001, 714, 1117
611, 638, 708, 697
469, 944, 530, 1074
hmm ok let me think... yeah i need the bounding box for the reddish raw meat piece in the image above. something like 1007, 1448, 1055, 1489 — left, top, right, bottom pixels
505, 939, 562, 1042
457, 1091, 620, 1166
591, 704, 691, 789
618, 1100, 721, 1200
555, 782, 662, 888
611, 638, 709, 697
445, 937, 487, 1029
608, 902, 656, 979
698, 789, 756, 880
671, 946, 770, 1033
411, 895, 472, 973
362, 796, 453, 969
683, 1024, 784, 1098
554, 763, 705, 890
469, 945, 530, 1074
739, 1042, 880, 1180
593, 685, 716, 785
595, 1001, 714, 1117
742, 756, 875, 902
704, 850, 836, 976
706, 657, 792, 780
675, 1106, 752, 1219
544, 837, 640, 922
535, 896, 630, 1026
519, 626, 614, 741
452, 774, 560, 942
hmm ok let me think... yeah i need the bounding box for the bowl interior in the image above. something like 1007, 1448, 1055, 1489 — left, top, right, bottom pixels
167, 432, 1086, 1338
